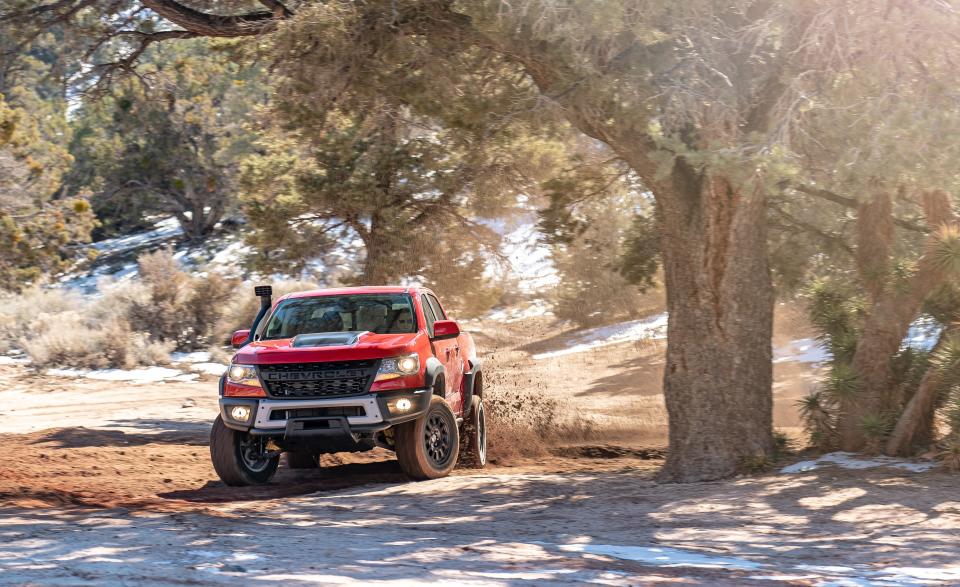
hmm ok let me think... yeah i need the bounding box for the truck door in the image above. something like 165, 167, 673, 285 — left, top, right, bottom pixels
421, 294, 464, 413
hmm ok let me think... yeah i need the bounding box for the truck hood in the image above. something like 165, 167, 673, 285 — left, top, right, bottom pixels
233, 331, 422, 365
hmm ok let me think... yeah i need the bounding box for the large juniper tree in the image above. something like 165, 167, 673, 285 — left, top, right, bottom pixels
0, 21, 94, 289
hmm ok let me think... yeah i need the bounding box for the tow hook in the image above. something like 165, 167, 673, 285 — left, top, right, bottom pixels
264, 438, 283, 458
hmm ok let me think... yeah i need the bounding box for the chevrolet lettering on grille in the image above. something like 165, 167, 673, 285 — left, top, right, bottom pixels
262, 369, 366, 381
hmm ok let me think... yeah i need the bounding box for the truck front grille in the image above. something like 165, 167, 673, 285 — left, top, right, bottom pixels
257, 360, 379, 398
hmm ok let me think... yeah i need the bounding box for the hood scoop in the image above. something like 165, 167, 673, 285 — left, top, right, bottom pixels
291, 331, 368, 348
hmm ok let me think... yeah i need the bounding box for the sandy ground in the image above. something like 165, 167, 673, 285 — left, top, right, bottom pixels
3, 308, 958, 585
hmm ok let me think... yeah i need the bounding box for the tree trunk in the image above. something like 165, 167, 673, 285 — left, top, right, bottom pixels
886, 327, 955, 456
837, 265, 947, 451
838, 190, 955, 452
359, 215, 394, 285
655, 161, 774, 482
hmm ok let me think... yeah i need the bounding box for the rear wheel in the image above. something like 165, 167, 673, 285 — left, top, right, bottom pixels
459, 396, 487, 468
210, 416, 279, 486
395, 396, 460, 480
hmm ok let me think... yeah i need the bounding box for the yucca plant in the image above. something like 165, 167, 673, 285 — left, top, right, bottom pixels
798, 391, 835, 451
860, 413, 894, 454
772, 430, 795, 459
937, 437, 960, 472
932, 225, 960, 274
825, 362, 861, 402
739, 453, 773, 475
806, 279, 864, 364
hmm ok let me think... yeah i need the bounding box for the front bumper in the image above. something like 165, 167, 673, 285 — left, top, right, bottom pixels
219, 387, 432, 437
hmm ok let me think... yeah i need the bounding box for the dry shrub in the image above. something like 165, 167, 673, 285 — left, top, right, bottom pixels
938, 438, 960, 472
3, 249, 240, 368
0, 287, 83, 352
121, 249, 240, 350
483, 386, 596, 463
19, 311, 173, 370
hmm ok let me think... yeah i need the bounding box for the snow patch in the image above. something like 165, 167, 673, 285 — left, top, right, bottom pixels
559, 543, 763, 571
487, 299, 554, 323
562, 542, 960, 585
533, 313, 668, 360
480, 213, 558, 294
781, 452, 936, 474
90, 217, 183, 256
501, 222, 558, 293
0, 355, 30, 366
44, 366, 187, 384
188, 363, 226, 376
171, 351, 212, 363
774, 317, 941, 367
774, 338, 831, 365
904, 316, 941, 352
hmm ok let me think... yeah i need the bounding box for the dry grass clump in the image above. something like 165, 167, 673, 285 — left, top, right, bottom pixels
483, 386, 597, 463
118, 249, 239, 350
937, 438, 960, 472
3, 249, 251, 369
0, 287, 83, 353
0, 249, 325, 370
20, 311, 173, 370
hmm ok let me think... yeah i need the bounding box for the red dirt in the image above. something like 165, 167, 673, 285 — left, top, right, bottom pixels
0, 428, 663, 511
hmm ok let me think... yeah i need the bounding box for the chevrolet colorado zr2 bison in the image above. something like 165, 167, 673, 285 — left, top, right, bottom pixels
210, 285, 486, 485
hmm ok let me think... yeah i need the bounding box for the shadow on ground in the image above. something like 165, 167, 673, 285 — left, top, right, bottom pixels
160, 458, 411, 504
27, 420, 211, 448
3, 466, 960, 585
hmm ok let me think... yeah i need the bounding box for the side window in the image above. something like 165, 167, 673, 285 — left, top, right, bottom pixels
426, 294, 447, 320
421, 295, 437, 337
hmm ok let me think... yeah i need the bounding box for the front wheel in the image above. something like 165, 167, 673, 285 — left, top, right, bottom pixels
395, 396, 460, 480
210, 416, 279, 486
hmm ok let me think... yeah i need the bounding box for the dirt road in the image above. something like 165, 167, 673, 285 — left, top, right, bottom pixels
3, 312, 958, 585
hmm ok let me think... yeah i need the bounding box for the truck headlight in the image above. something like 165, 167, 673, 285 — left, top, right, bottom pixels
376, 353, 420, 381
227, 364, 261, 387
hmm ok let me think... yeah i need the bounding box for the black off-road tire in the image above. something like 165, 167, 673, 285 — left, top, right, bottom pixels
284, 451, 320, 470
458, 396, 487, 469
395, 396, 460, 480
210, 416, 279, 486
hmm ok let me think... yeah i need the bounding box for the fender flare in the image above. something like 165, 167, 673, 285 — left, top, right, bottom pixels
423, 357, 445, 394
460, 359, 483, 418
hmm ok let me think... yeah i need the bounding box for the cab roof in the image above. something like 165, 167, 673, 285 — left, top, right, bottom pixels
279, 285, 428, 301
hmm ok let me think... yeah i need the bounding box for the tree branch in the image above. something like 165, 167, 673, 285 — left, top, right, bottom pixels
140, 0, 286, 37
258, 0, 293, 18
790, 183, 927, 233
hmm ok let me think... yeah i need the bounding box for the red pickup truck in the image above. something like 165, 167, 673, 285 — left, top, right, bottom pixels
210, 285, 486, 485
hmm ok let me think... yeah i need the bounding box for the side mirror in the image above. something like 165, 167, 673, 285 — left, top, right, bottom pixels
231, 329, 251, 348
432, 320, 461, 340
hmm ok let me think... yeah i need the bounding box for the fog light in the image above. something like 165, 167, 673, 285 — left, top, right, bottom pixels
395, 398, 412, 412
230, 405, 252, 422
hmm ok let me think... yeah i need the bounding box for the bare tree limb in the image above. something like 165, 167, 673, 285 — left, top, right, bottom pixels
258, 0, 293, 18
790, 183, 927, 233
140, 0, 286, 37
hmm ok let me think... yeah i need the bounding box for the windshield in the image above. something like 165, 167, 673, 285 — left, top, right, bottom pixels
258, 294, 417, 340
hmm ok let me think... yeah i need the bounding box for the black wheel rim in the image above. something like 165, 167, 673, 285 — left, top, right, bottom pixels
240, 435, 271, 473
424, 412, 453, 467
477, 402, 487, 464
